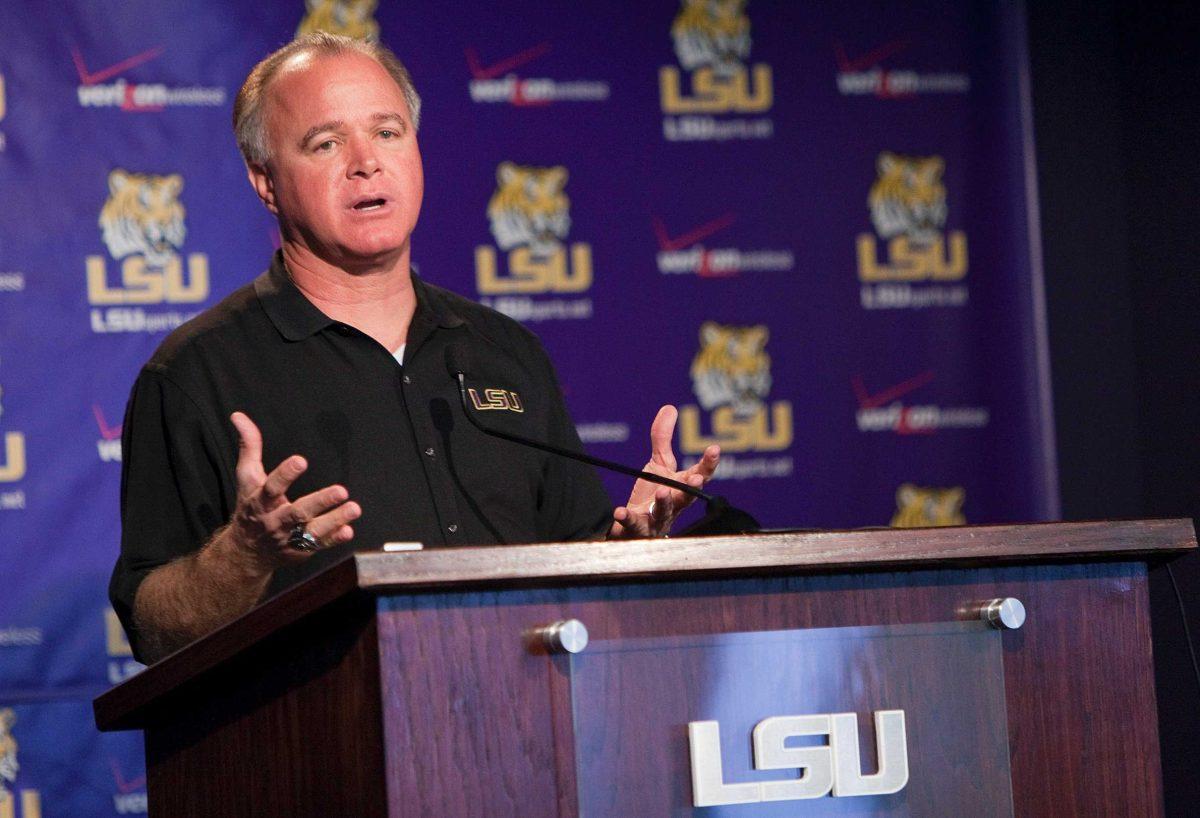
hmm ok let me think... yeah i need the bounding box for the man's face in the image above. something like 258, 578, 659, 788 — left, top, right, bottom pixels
251, 51, 424, 270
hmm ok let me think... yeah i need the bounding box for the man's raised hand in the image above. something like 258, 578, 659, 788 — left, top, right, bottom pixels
228, 412, 361, 565
609, 405, 720, 539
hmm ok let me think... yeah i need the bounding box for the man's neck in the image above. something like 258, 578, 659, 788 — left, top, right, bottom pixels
282, 242, 417, 352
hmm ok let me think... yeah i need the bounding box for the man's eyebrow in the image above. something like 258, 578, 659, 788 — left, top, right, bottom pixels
299, 120, 345, 148
372, 111, 408, 130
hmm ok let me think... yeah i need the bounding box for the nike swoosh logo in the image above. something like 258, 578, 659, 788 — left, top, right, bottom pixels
465, 42, 552, 80
72, 45, 165, 85
652, 213, 736, 252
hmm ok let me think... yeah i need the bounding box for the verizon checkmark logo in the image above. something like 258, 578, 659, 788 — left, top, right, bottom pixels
854, 371, 989, 434
466, 42, 609, 106
92, 404, 121, 440
72, 44, 226, 111
834, 38, 970, 98
94, 404, 123, 462
109, 757, 146, 793
654, 213, 794, 278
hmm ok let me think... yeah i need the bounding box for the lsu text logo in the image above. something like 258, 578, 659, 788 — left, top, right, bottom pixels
659, 0, 773, 142
835, 39, 970, 99
297, 0, 380, 40
890, 483, 965, 528
475, 163, 594, 322
87, 169, 209, 334
680, 322, 793, 479
854, 370, 989, 434
469, 388, 524, 413
857, 153, 969, 309
73, 46, 224, 111
0, 710, 40, 818
690, 710, 908, 806
105, 609, 144, 685
654, 211, 794, 277
0, 376, 27, 510
467, 41, 610, 106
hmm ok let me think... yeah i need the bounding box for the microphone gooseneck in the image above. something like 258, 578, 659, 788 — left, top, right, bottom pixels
443, 343, 761, 536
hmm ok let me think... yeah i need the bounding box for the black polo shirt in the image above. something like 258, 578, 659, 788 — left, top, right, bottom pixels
110, 253, 612, 655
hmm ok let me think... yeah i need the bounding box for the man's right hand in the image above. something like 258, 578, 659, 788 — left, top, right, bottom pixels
228, 411, 361, 566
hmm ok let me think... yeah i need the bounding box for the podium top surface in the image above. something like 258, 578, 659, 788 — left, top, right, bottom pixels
94, 519, 1195, 731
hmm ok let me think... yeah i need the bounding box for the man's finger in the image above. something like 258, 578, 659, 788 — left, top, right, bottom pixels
260, 454, 307, 502
649, 404, 679, 471
231, 411, 267, 486
305, 501, 362, 544
286, 484, 351, 525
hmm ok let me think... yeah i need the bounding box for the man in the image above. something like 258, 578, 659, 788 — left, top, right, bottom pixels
109, 33, 720, 664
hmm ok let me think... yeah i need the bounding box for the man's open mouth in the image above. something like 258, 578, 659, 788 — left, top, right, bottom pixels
352, 198, 388, 211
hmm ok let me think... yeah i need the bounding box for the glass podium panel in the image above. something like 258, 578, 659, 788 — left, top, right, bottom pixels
570, 621, 1013, 817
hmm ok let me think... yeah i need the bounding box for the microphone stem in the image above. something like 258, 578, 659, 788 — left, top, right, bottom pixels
454, 374, 714, 504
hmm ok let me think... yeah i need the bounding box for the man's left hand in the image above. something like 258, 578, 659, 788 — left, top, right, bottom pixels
609, 405, 720, 539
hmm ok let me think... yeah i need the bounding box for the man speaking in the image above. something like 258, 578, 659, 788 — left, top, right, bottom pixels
109, 33, 720, 663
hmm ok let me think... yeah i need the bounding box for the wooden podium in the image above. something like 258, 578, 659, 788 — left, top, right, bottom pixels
94, 520, 1195, 817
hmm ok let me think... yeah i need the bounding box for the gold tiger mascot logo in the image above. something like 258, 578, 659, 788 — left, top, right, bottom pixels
671, 0, 751, 75
487, 162, 571, 257
0, 709, 18, 803
890, 484, 965, 528
297, 0, 379, 40
868, 152, 947, 244
98, 169, 186, 269
690, 321, 771, 418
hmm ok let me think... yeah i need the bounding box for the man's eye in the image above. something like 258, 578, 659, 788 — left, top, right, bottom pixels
379, 129, 398, 139
315, 140, 336, 152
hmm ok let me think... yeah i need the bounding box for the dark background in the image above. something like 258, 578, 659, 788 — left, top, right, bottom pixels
1027, 1, 1200, 812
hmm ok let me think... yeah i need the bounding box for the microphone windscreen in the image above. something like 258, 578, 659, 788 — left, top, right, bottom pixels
445, 342, 472, 378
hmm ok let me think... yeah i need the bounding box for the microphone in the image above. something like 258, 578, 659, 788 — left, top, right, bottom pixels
444, 343, 760, 536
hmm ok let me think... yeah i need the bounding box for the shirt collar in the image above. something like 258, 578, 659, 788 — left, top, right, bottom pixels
255, 252, 464, 341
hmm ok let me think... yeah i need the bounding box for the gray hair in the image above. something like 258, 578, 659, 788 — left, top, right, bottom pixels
233, 32, 422, 166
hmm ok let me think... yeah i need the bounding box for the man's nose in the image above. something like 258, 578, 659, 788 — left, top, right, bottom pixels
345, 137, 381, 178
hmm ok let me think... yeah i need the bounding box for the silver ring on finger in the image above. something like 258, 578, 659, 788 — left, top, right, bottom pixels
288, 524, 321, 552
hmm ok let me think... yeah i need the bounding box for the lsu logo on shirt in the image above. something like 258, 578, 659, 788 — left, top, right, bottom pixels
857, 153, 969, 310
0, 710, 40, 818
679, 323, 793, 479
474, 163, 594, 322
659, 1, 774, 141
86, 169, 210, 333
890, 484, 965, 528
296, 0, 380, 40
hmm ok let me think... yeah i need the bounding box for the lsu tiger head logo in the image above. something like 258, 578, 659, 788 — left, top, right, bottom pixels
690, 321, 771, 417
869, 152, 947, 244
99, 169, 186, 269
0, 708, 17, 799
487, 162, 571, 257
671, 0, 751, 75
297, 0, 380, 40
890, 484, 965, 528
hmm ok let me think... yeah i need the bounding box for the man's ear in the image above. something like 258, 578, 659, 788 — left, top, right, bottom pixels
246, 162, 278, 214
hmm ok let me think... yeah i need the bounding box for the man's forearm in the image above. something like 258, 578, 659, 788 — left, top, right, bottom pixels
132, 525, 274, 663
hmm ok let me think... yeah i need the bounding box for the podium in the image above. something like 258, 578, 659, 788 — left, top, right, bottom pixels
94, 520, 1194, 817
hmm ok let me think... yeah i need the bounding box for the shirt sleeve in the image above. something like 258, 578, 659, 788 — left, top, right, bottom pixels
528, 342, 613, 542
108, 367, 234, 660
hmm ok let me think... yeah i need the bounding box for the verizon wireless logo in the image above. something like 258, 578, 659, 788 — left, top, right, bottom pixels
467, 42, 609, 105
654, 213, 793, 277
854, 371, 988, 434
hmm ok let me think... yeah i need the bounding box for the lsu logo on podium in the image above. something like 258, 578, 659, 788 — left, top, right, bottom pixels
857, 153, 969, 310
0, 710, 40, 818
474, 163, 593, 322
680, 322, 793, 480
890, 483, 965, 528
86, 169, 209, 333
297, 0, 380, 40
659, 0, 774, 141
